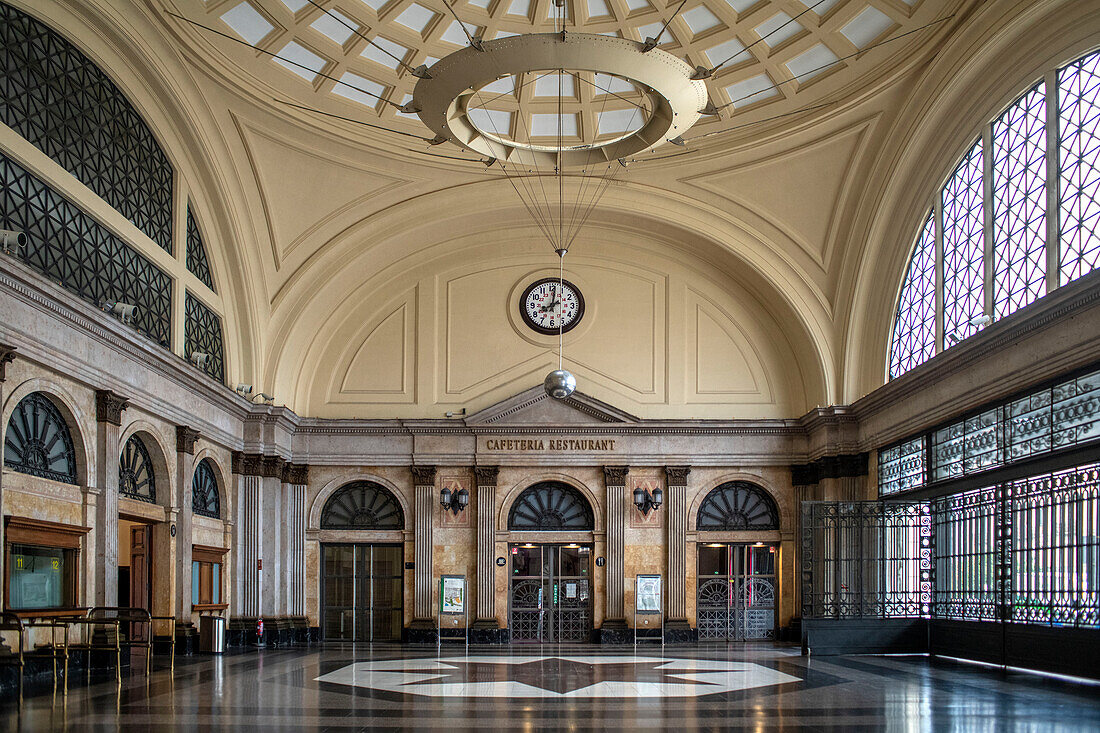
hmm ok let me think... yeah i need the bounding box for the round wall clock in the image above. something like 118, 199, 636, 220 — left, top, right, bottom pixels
520, 278, 585, 335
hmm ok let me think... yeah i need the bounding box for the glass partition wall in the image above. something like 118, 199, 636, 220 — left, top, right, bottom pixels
321, 544, 403, 642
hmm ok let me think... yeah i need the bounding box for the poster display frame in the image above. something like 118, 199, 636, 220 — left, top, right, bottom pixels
438, 574, 468, 649
633, 574, 664, 648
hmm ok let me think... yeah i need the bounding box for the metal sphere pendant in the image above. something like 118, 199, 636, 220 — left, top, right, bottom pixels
544, 369, 577, 400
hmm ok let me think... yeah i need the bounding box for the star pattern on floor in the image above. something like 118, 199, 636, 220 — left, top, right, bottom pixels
315, 655, 802, 698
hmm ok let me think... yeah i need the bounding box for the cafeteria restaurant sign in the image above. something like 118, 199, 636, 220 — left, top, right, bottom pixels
483, 437, 617, 452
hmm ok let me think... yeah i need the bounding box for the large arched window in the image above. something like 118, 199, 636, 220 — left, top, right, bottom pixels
697, 481, 779, 531
3, 392, 77, 485
119, 434, 156, 503
508, 481, 594, 531
321, 482, 404, 529
192, 459, 221, 519
889, 47, 1100, 379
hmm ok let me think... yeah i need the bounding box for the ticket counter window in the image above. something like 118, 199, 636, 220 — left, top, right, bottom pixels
8, 544, 75, 610
192, 560, 222, 605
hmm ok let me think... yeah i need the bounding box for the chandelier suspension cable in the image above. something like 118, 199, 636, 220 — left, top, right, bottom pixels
301, 0, 423, 76
558, 249, 565, 371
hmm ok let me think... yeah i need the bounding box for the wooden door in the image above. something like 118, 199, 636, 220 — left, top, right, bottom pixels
129, 524, 151, 639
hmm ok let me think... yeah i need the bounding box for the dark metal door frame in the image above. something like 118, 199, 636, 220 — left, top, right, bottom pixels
508, 543, 592, 642
320, 542, 402, 642
697, 542, 778, 641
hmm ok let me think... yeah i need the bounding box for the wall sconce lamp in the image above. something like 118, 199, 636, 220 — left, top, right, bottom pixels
632, 485, 663, 516
440, 485, 469, 514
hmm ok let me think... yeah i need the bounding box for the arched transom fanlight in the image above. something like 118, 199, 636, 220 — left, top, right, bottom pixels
119, 434, 156, 503
3, 392, 77, 485
697, 481, 779, 531
192, 458, 220, 519
321, 481, 405, 530
509, 481, 594, 531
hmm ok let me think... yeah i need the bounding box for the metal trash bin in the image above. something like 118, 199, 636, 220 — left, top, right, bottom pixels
199, 615, 226, 653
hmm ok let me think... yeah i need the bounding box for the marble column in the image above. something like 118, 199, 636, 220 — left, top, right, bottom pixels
282, 463, 309, 618
664, 466, 691, 626
175, 426, 200, 620
232, 452, 264, 620
473, 466, 498, 626
0, 345, 15, 609
411, 466, 436, 624
603, 466, 629, 626
94, 389, 128, 606
261, 456, 286, 618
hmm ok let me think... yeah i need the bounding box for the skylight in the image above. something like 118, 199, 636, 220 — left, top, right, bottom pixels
786, 43, 840, 82
755, 12, 802, 47
534, 74, 576, 97
394, 4, 438, 34
310, 10, 358, 45
682, 6, 722, 35
220, 2, 274, 46
274, 41, 327, 81
531, 113, 578, 137
333, 71, 387, 109
705, 38, 749, 67
360, 36, 409, 70
724, 73, 779, 107
840, 6, 894, 48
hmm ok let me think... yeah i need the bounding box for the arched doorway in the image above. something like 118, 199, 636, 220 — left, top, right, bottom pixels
507, 481, 595, 643
319, 481, 405, 642
695, 481, 780, 641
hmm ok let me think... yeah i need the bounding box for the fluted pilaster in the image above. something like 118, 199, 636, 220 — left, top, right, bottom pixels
603, 466, 629, 622
665, 466, 691, 622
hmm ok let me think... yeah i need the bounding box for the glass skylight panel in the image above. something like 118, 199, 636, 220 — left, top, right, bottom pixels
360, 36, 409, 70
723, 0, 758, 12
468, 0, 492, 8
704, 38, 749, 68
593, 73, 635, 95
992, 83, 1047, 319
440, 19, 477, 46
333, 71, 387, 109
220, 2, 274, 46
274, 41, 327, 81
310, 10, 358, 45
598, 109, 643, 134
494, 30, 518, 38
507, 0, 531, 17
635, 22, 667, 43
587, 0, 611, 18
840, 6, 894, 48
807, 0, 842, 15
279, 0, 310, 12
754, 12, 801, 47
724, 74, 778, 107
942, 139, 986, 346
468, 108, 512, 134
358, 0, 390, 11
786, 44, 840, 82
534, 73, 575, 97
480, 76, 516, 95
682, 6, 722, 35
531, 113, 578, 137
625, 0, 651, 12
394, 4, 438, 33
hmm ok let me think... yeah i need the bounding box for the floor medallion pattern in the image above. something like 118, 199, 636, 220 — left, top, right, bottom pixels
315, 655, 802, 698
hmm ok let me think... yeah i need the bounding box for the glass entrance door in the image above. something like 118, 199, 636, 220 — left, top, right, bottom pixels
509, 543, 592, 642
696, 543, 777, 640
321, 544, 403, 641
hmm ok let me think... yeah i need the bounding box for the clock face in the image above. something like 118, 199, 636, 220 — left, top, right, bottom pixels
520, 278, 585, 335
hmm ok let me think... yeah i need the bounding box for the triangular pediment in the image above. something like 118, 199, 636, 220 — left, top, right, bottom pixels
466, 386, 640, 426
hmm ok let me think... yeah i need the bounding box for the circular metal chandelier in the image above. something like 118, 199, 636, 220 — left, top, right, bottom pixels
411, 32, 709, 167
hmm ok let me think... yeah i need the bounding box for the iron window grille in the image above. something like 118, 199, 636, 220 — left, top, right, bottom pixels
192, 458, 220, 519
697, 481, 780, 530
186, 205, 215, 292
507, 481, 594, 531
119, 434, 156, 504
184, 292, 226, 384
0, 3, 174, 252
321, 482, 405, 529
3, 392, 78, 485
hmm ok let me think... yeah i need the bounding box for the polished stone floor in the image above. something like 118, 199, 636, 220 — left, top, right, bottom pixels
4, 644, 1100, 731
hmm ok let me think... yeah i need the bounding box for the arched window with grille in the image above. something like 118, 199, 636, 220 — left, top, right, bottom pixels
119, 434, 156, 503
3, 392, 78, 485
192, 459, 220, 519
697, 481, 779, 531
889, 46, 1100, 379
508, 481, 594, 531
321, 482, 405, 529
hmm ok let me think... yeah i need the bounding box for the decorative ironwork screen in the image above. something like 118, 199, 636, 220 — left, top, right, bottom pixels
184, 292, 226, 384
805, 462, 1100, 628
0, 152, 173, 347
186, 205, 215, 291
192, 458, 220, 519
0, 2, 174, 252
697, 481, 780, 530
3, 392, 78, 485
321, 482, 404, 529
119, 434, 156, 503
508, 482, 594, 531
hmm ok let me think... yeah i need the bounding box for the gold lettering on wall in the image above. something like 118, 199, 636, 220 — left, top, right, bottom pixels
483, 438, 616, 452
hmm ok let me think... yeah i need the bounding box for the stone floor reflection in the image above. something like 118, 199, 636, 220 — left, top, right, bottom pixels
4, 644, 1100, 731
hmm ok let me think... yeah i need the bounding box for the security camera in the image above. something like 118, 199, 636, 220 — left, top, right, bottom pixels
190, 352, 210, 368
945, 315, 993, 345
103, 301, 137, 324
235, 384, 253, 396
0, 229, 26, 255
254, 392, 274, 405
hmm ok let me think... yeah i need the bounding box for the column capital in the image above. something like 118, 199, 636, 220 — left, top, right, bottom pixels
474, 465, 499, 485
0, 343, 16, 382
232, 451, 265, 477
602, 466, 630, 486
95, 389, 129, 426
176, 425, 201, 455
282, 462, 309, 485
411, 465, 436, 486
261, 455, 285, 479
664, 466, 691, 485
